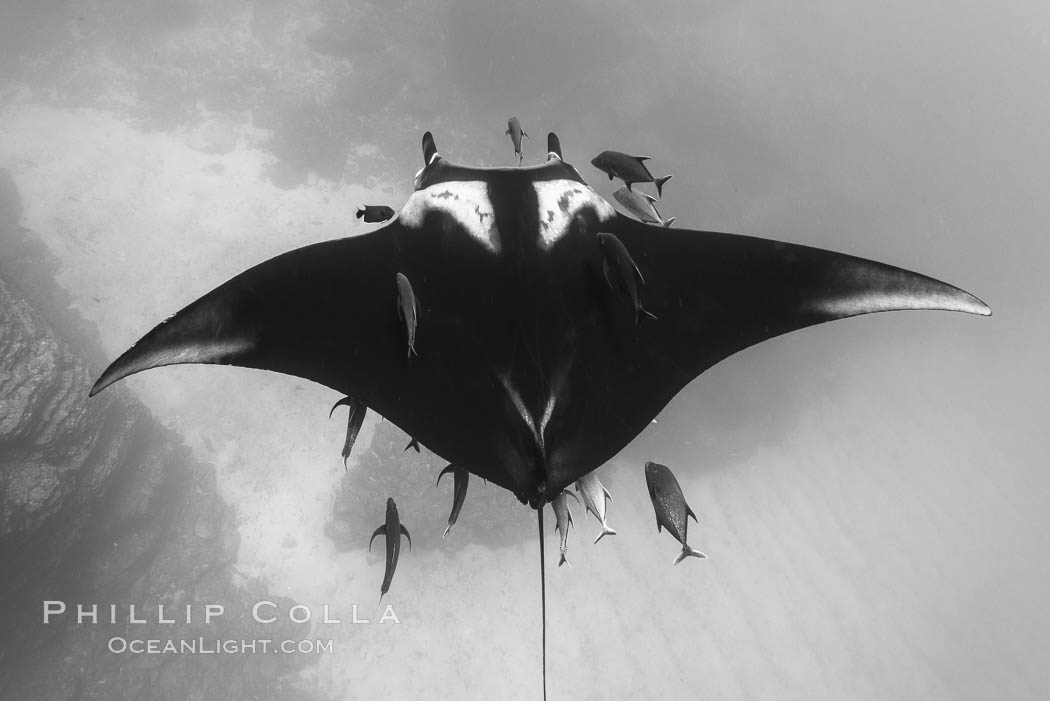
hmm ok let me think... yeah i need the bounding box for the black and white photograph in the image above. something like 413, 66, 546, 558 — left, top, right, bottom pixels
0, 1, 1046, 699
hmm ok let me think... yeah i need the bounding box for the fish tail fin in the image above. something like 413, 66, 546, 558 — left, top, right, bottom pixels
537, 506, 547, 701
558, 553, 570, 567
673, 545, 707, 565
443, 522, 452, 538
342, 453, 349, 472
661, 216, 676, 228
655, 174, 672, 198
636, 306, 659, 324
594, 525, 617, 544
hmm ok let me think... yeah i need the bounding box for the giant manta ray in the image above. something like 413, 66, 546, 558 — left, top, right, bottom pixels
91, 130, 990, 697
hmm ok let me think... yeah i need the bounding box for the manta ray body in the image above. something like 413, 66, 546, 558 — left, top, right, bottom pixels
91, 130, 989, 698
91, 130, 989, 506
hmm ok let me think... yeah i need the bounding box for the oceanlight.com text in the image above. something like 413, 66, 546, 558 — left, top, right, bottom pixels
107, 637, 335, 655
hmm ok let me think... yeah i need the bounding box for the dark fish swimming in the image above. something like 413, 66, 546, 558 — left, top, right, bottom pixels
591, 150, 673, 197
597, 231, 658, 324
575, 472, 616, 544
645, 461, 706, 565
89, 126, 991, 701
395, 272, 419, 358
613, 186, 675, 227
329, 396, 366, 470
369, 497, 412, 601
436, 464, 469, 537
356, 205, 396, 223
507, 116, 528, 165
552, 489, 579, 567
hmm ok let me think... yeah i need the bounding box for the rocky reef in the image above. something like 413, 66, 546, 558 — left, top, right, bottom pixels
0, 170, 316, 700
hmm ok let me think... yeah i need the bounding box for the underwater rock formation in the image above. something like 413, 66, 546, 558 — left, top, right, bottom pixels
0, 170, 313, 700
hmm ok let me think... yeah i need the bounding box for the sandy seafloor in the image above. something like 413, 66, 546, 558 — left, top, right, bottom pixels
2, 1, 1050, 699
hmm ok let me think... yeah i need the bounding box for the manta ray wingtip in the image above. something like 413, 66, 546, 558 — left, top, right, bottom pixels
808, 255, 994, 321
88, 284, 258, 396
88, 374, 112, 397
966, 293, 993, 317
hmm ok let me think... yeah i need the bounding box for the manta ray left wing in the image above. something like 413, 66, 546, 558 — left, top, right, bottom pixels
90, 221, 519, 488
91, 228, 405, 398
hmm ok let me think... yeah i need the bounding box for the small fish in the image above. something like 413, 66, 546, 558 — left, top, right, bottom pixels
575, 473, 616, 544
329, 396, 366, 470
551, 490, 580, 567
404, 438, 421, 452
590, 151, 672, 197
369, 497, 412, 601
356, 205, 395, 223
436, 464, 470, 537
613, 187, 675, 227
507, 116, 528, 165
596, 232, 657, 324
644, 461, 706, 565
395, 272, 420, 357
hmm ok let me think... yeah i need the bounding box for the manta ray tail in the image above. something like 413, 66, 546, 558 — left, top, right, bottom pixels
537, 506, 547, 701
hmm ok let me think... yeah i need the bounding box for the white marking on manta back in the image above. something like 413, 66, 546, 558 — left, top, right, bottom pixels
533, 180, 616, 250
399, 180, 500, 253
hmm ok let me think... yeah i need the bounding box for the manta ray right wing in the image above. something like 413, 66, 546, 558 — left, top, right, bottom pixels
538, 213, 990, 493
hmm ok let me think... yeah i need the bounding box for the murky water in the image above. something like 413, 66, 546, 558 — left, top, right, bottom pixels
1, 1, 1048, 699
